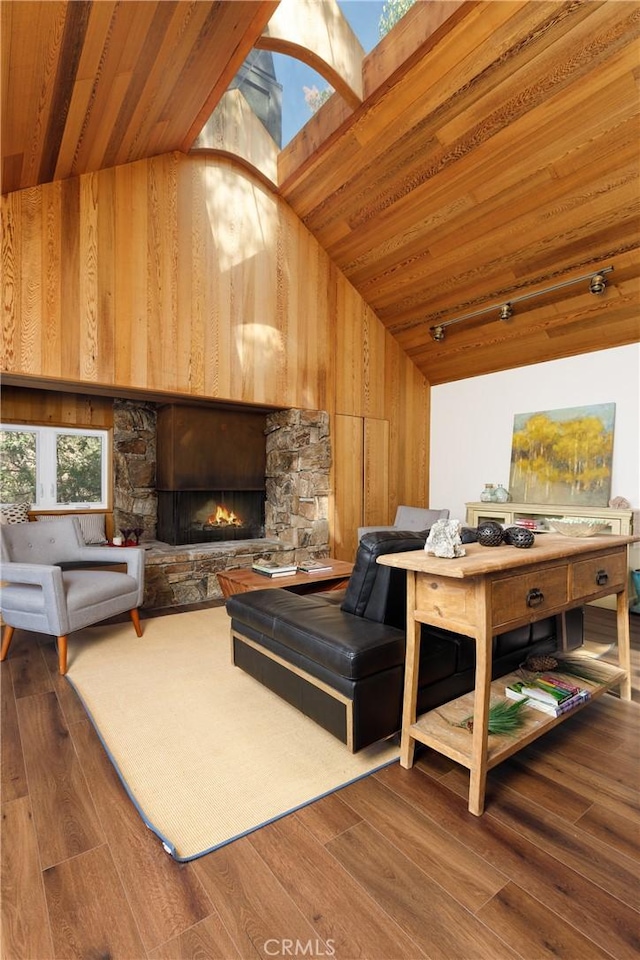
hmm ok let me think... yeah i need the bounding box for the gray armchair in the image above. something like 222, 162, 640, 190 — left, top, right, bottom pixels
0, 516, 144, 674
357, 505, 450, 541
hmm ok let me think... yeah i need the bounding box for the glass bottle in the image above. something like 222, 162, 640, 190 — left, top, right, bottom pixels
480, 484, 496, 502
494, 483, 510, 503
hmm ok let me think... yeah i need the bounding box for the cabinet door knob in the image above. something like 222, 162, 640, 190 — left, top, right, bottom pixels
526, 588, 545, 607
595, 569, 609, 586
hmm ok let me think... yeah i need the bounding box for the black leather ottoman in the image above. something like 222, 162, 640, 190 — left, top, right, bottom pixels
227, 588, 407, 751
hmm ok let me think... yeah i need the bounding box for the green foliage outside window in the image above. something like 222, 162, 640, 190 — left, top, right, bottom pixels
1, 426, 106, 507
56, 435, 103, 504
379, 0, 417, 38
0, 431, 37, 503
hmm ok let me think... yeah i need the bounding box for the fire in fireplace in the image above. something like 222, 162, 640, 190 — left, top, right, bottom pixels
157, 490, 264, 545
207, 504, 242, 527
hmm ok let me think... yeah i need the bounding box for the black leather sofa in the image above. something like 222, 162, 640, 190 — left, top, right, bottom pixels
226, 530, 583, 751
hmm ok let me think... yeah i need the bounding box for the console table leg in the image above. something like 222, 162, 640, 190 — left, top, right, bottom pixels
400, 574, 420, 769
617, 587, 632, 700
468, 590, 492, 815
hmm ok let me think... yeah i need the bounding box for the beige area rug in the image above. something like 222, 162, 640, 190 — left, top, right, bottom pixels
66, 607, 399, 860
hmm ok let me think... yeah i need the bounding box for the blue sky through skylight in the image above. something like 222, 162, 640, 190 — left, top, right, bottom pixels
273, 0, 385, 146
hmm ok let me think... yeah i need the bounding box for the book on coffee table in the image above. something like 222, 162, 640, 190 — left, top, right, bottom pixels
251, 560, 298, 577
297, 560, 334, 573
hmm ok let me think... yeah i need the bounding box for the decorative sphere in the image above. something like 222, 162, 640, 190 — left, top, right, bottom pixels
503, 526, 535, 549
476, 521, 504, 547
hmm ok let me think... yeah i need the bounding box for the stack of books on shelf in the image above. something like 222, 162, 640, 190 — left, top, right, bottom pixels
251, 559, 298, 578
297, 559, 333, 573
514, 518, 537, 529
505, 674, 591, 717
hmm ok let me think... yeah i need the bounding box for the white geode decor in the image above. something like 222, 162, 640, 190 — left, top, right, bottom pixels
425, 518, 466, 558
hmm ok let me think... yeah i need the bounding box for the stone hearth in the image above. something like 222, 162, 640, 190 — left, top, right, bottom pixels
113, 403, 330, 607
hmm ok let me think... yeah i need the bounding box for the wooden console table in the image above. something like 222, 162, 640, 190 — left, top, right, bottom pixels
377, 533, 637, 816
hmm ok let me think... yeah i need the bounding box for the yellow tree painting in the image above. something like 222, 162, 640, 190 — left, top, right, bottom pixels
509, 404, 615, 506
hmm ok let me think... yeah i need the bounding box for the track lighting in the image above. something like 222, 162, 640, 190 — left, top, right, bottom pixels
429, 265, 613, 343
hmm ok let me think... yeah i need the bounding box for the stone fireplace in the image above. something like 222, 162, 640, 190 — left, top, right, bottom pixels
112, 401, 331, 607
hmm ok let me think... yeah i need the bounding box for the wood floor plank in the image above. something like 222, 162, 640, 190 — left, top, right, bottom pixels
1, 797, 55, 960
194, 835, 330, 960
148, 914, 243, 960
553, 696, 640, 758
43, 844, 147, 959
69, 717, 213, 953
441, 765, 640, 912
375, 764, 640, 959
476, 881, 613, 960
0, 664, 27, 802
293, 789, 363, 844
326, 819, 519, 960
41, 639, 89, 726
16, 690, 104, 869
540, 722, 640, 787
515, 741, 640, 822
575, 802, 640, 861
9, 637, 55, 700
483, 753, 593, 823
249, 811, 425, 959
338, 774, 507, 912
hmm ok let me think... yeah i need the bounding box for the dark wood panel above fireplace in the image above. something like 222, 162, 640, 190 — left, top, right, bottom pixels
156, 405, 267, 491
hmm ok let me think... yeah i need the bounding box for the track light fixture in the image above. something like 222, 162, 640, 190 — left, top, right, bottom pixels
429, 265, 613, 343
589, 273, 607, 295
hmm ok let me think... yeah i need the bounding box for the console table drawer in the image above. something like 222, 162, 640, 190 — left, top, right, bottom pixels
491, 566, 568, 626
571, 551, 627, 599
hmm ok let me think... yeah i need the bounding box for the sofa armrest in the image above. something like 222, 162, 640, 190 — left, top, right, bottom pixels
357, 525, 397, 540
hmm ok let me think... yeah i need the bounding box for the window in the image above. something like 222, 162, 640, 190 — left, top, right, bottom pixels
0, 424, 110, 509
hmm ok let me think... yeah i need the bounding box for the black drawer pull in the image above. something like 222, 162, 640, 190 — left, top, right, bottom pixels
595, 569, 609, 586
526, 588, 545, 607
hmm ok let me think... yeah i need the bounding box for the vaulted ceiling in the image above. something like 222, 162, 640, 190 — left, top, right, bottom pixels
2, 0, 639, 384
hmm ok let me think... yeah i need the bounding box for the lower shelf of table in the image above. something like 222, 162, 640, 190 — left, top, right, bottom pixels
406, 661, 627, 771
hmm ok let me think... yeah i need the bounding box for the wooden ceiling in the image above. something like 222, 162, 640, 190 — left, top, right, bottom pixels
278, 0, 640, 383
0, 0, 277, 193
2, 0, 639, 385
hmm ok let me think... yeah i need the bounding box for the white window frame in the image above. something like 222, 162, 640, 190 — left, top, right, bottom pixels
1, 424, 110, 510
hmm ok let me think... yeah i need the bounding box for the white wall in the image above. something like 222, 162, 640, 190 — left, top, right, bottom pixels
429, 344, 640, 524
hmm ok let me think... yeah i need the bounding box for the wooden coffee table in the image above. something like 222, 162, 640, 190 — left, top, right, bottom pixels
217, 559, 353, 598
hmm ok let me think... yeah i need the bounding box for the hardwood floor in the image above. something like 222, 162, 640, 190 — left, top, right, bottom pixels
2, 606, 638, 960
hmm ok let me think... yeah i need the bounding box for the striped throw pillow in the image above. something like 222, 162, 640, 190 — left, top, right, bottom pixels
36, 513, 107, 544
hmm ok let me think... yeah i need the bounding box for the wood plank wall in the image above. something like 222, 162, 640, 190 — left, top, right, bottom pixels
1, 152, 429, 557
0, 388, 113, 429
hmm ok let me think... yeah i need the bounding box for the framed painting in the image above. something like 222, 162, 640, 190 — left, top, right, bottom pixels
508, 403, 615, 506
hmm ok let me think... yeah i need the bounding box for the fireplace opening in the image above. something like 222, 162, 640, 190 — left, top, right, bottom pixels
157, 490, 265, 545
155, 404, 268, 546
